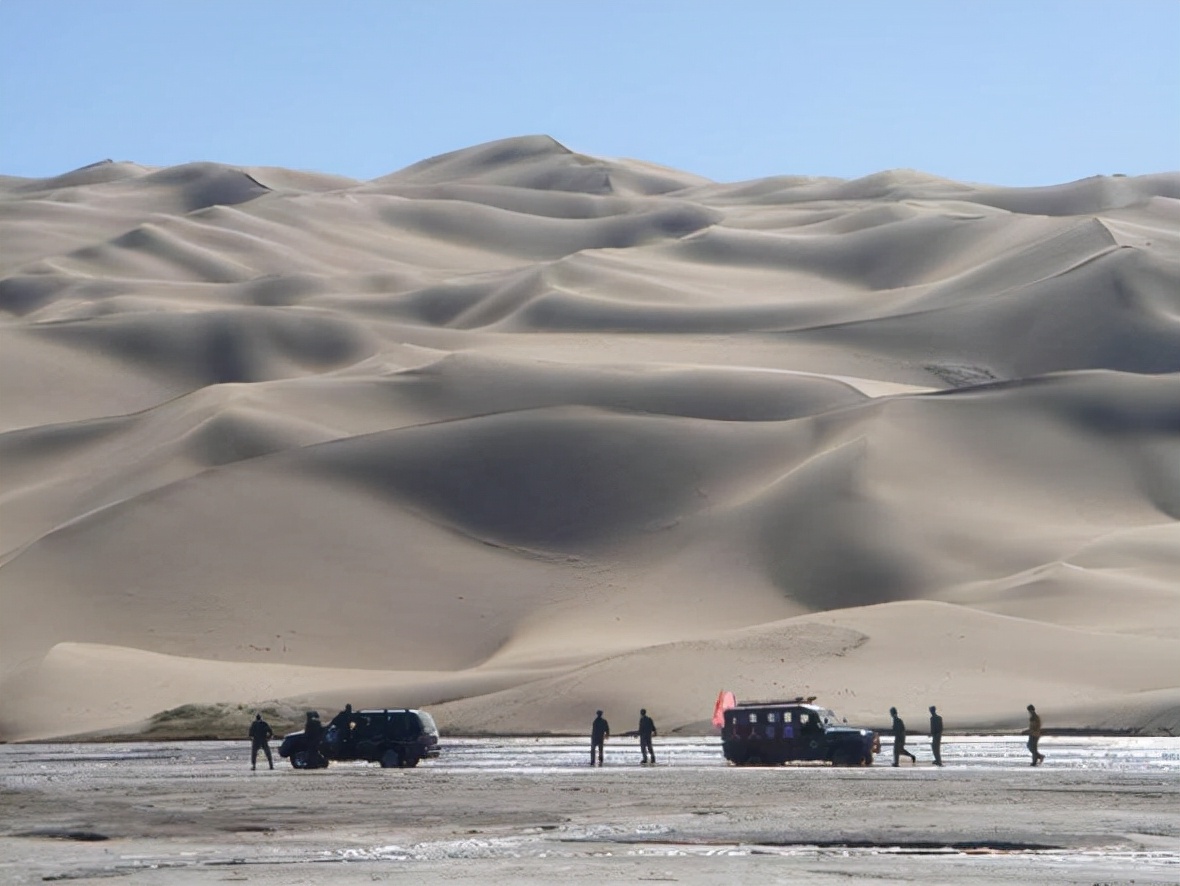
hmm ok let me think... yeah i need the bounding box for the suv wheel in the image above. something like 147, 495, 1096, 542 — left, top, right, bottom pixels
379, 748, 402, 769
292, 749, 328, 769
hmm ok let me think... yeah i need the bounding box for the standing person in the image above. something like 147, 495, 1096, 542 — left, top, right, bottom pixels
638, 708, 658, 765
1026, 704, 1045, 766
328, 704, 357, 754
590, 710, 610, 766
928, 706, 943, 766
249, 713, 274, 770
303, 711, 325, 767
890, 707, 917, 766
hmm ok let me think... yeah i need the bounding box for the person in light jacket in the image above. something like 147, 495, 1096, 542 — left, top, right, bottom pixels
1026, 704, 1045, 766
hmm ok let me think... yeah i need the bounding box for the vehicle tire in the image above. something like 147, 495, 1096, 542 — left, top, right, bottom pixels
379, 748, 402, 769
356, 740, 378, 760
403, 755, 419, 768
291, 750, 311, 769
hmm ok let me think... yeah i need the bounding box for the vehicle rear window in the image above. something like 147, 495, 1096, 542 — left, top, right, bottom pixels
416, 712, 437, 734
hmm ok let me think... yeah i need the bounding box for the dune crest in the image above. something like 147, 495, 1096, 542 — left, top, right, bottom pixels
1, 137, 1177, 740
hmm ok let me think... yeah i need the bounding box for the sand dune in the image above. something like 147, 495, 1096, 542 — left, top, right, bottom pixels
1, 136, 1177, 741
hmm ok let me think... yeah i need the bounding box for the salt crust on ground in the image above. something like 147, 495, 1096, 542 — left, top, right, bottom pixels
1, 738, 1178, 885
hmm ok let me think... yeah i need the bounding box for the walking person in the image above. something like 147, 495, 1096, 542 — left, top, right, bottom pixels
590, 710, 610, 766
928, 705, 943, 766
638, 708, 657, 765
890, 707, 917, 766
1026, 704, 1046, 766
249, 713, 274, 770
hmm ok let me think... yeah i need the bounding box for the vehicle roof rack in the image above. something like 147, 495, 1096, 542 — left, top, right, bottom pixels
733, 696, 818, 707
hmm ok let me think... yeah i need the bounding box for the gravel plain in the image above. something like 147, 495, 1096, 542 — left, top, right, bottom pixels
2, 736, 1178, 884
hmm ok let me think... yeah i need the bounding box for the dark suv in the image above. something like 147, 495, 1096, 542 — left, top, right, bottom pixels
279, 707, 441, 769
721, 697, 879, 766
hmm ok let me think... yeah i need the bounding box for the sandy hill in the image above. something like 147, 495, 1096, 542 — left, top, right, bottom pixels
1, 136, 1177, 741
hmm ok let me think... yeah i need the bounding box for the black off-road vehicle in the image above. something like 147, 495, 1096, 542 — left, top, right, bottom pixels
279, 707, 440, 769
721, 697, 879, 766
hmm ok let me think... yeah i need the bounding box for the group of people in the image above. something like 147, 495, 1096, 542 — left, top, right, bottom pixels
249, 703, 1049, 770
888, 705, 940, 767
590, 708, 657, 766
889, 704, 1046, 767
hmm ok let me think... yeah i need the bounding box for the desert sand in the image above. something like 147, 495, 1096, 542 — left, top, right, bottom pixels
1, 136, 1178, 742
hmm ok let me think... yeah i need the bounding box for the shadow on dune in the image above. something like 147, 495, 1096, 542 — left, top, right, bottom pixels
2, 136, 1178, 739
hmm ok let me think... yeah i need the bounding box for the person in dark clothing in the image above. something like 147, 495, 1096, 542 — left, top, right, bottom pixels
1026, 704, 1045, 766
327, 704, 356, 753
590, 710, 609, 766
249, 713, 273, 770
928, 705, 944, 766
328, 704, 354, 732
890, 707, 916, 766
638, 709, 657, 765
304, 711, 325, 765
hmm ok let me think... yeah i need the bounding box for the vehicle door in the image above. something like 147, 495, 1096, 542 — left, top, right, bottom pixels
352, 714, 382, 760
723, 709, 755, 762
748, 709, 780, 762
751, 709, 783, 762
797, 709, 828, 761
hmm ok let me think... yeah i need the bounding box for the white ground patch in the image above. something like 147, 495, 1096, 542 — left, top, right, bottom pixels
1, 737, 1177, 884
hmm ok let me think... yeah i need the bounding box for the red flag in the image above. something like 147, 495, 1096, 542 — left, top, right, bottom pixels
712, 690, 736, 727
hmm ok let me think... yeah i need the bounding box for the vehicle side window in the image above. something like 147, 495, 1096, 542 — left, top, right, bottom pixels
764, 712, 778, 738
390, 714, 410, 739
750, 712, 769, 740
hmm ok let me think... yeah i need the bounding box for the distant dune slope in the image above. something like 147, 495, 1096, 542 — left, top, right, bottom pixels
1, 137, 1177, 741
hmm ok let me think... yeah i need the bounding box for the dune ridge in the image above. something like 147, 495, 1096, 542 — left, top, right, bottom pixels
1, 136, 1177, 741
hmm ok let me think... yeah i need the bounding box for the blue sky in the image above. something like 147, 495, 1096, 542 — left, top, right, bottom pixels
2, 0, 1177, 186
